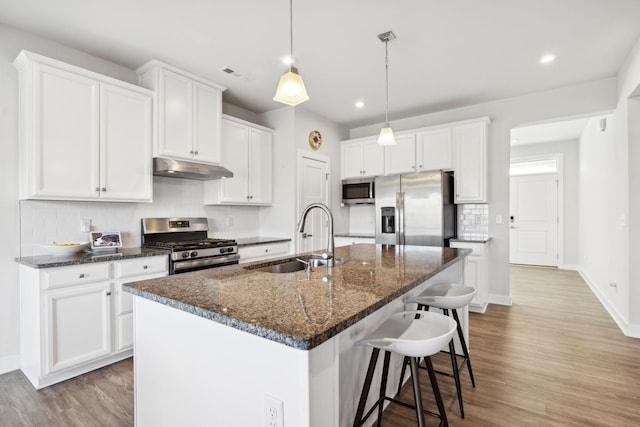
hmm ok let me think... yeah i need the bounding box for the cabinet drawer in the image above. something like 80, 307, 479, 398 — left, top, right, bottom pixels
42, 263, 111, 290
450, 242, 486, 256
113, 256, 168, 279
239, 242, 290, 263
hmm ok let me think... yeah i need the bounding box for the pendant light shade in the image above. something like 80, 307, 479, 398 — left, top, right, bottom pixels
377, 31, 396, 146
274, 0, 309, 106
274, 67, 309, 106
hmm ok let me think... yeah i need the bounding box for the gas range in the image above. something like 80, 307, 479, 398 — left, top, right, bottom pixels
141, 218, 239, 274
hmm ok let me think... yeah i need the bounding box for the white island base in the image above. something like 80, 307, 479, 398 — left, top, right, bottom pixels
132, 261, 465, 427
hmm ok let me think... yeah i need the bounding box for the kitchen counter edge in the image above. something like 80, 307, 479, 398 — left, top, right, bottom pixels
15, 247, 170, 269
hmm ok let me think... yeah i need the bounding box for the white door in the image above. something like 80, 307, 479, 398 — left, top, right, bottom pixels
510, 173, 558, 266
298, 155, 329, 253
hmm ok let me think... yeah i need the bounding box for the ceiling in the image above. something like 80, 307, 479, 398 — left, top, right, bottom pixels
511, 117, 592, 146
1, 0, 640, 128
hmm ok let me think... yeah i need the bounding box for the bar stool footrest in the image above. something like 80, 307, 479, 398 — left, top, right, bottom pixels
360, 396, 446, 426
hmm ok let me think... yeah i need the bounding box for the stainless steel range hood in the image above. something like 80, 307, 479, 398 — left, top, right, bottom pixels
153, 157, 233, 180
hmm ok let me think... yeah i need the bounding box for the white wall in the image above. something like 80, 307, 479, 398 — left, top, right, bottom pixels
350, 79, 617, 307
259, 107, 349, 251
511, 139, 580, 266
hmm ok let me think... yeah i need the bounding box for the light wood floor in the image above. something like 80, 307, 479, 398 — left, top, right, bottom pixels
1, 266, 639, 426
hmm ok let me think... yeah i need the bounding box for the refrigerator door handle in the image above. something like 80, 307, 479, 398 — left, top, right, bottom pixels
396, 191, 405, 245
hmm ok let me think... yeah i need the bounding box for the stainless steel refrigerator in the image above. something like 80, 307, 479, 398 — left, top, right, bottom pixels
375, 171, 456, 246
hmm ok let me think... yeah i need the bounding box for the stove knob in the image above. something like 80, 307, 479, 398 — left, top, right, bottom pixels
181, 252, 190, 259
190, 251, 198, 258
228, 247, 235, 253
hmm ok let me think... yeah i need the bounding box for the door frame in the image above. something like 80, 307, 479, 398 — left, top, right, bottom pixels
296, 150, 331, 253
510, 153, 564, 267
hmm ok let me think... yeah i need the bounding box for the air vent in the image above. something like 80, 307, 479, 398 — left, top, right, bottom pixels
219, 66, 243, 78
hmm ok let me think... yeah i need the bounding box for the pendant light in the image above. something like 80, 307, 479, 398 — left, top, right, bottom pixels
377, 31, 396, 146
273, 0, 309, 106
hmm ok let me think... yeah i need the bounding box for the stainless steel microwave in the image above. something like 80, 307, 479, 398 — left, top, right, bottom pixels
341, 177, 375, 204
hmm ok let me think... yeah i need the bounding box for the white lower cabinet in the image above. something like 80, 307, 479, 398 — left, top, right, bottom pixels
19, 255, 168, 389
450, 241, 489, 313
238, 241, 290, 264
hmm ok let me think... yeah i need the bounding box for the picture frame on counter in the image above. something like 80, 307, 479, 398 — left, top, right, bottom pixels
90, 231, 122, 250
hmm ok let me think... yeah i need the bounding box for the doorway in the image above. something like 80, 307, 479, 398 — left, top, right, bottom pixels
509, 170, 559, 266
296, 152, 330, 253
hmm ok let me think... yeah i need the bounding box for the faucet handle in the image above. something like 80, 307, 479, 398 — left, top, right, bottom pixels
296, 258, 313, 273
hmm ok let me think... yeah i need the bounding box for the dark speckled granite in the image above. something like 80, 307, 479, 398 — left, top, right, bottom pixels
124, 244, 470, 350
16, 248, 170, 268
235, 237, 291, 247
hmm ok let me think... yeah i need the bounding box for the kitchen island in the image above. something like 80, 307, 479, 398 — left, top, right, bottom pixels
124, 244, 469, 427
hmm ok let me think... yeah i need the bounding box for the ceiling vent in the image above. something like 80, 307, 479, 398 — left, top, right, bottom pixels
219, 66, 243, 78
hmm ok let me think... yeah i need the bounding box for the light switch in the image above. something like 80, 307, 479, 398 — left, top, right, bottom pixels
496, 215, 503, 224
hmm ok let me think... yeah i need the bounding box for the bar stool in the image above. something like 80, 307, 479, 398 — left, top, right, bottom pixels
353, 310, 457, 427
398, 284, 477, 418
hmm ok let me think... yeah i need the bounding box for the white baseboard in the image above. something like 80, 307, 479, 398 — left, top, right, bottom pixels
559, 263, 580, 271
578, 269, 640, 338
0, 354, 20, 375
488, 294, 512, 306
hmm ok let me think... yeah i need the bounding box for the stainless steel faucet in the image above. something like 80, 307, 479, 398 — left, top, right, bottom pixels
296, 203, 335, 267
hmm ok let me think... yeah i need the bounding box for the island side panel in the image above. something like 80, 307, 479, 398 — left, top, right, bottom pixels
132, 296, 321, 427
337, 259, 465, 426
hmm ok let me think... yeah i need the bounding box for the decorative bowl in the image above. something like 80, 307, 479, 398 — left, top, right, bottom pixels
41, 242, 89, 256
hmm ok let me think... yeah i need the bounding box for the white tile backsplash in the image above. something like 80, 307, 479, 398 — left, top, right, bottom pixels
457, 203, 489, 239
19, 178, 261, 257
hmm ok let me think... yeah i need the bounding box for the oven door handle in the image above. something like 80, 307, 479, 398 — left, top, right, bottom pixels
173, 254, 240, 272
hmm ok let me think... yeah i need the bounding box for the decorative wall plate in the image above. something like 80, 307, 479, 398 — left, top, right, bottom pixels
309, 130, 323, 150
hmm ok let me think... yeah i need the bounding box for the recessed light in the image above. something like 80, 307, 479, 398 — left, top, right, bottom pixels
540, 53, 556, 64
355, 100, 365, 108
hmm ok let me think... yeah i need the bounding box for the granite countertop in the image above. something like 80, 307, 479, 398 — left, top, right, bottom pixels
235, 237, 291, 247
334, 233, 375, 239
15, 247, 170, 269
124, 244, 469, 350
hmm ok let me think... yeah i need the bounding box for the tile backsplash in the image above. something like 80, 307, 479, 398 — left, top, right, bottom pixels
457, 204, 489, 239
19, 177, 261, 257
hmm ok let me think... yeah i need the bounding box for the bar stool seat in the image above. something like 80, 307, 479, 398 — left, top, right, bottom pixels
353, 310, 457, 427
399, 283, 477, 419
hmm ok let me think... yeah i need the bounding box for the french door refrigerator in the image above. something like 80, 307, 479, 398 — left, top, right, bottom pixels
375, 170, 456, 247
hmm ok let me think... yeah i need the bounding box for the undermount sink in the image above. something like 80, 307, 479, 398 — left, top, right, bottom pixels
246, 257, 345, 274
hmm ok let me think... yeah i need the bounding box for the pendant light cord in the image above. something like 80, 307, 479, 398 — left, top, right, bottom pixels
384, 39, 390, 126
289, 0, 294, 72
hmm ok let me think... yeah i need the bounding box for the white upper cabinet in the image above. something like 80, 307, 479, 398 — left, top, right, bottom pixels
452, 119, 489, 203
137, 60, 226, 165
416, 127, 453, 172
384, 132, 417, 175
14, 50, 153, 202
341, 138, 385, 179
204, 116, 273, 205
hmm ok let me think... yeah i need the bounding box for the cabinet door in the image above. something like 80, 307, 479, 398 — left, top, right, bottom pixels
361, 139, 385, 177
416, 128, 452, 172
341, 142, 364, 179
248, 128, 273, 204
33, 64, 100, 199
192, 81, 222, 164
44, 282, 112, 374
158, 69, 192, 160
464, 255, 481, 306
453, 122, 487, 203
218, 120, 249, 202
384, 133, 416, 175
100, 83, 153, 202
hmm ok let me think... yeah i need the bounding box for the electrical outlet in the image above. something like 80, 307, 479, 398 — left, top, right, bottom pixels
227, 216, 234, 227
80, 218, 92, 232
264, 394, 284, 427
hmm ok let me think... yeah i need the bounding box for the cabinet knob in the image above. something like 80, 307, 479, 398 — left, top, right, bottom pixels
78, 273, 85, 278
106, 291, 112, 296
194, 150, 199, 155
189, 150, 194, 154
419, 165, 423, 169
101, 187, 107, 192
95, 187, 100, 192
143, 265, 149, 269
265, 249, 269, 252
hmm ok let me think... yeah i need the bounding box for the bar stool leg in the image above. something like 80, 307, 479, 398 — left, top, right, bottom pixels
452, 309, 476, 387
424, 356, 448, 427
353, 348, 380, 427
376, 351, 392, 427
447, 336, 464, 418
409, 357, 427, 427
